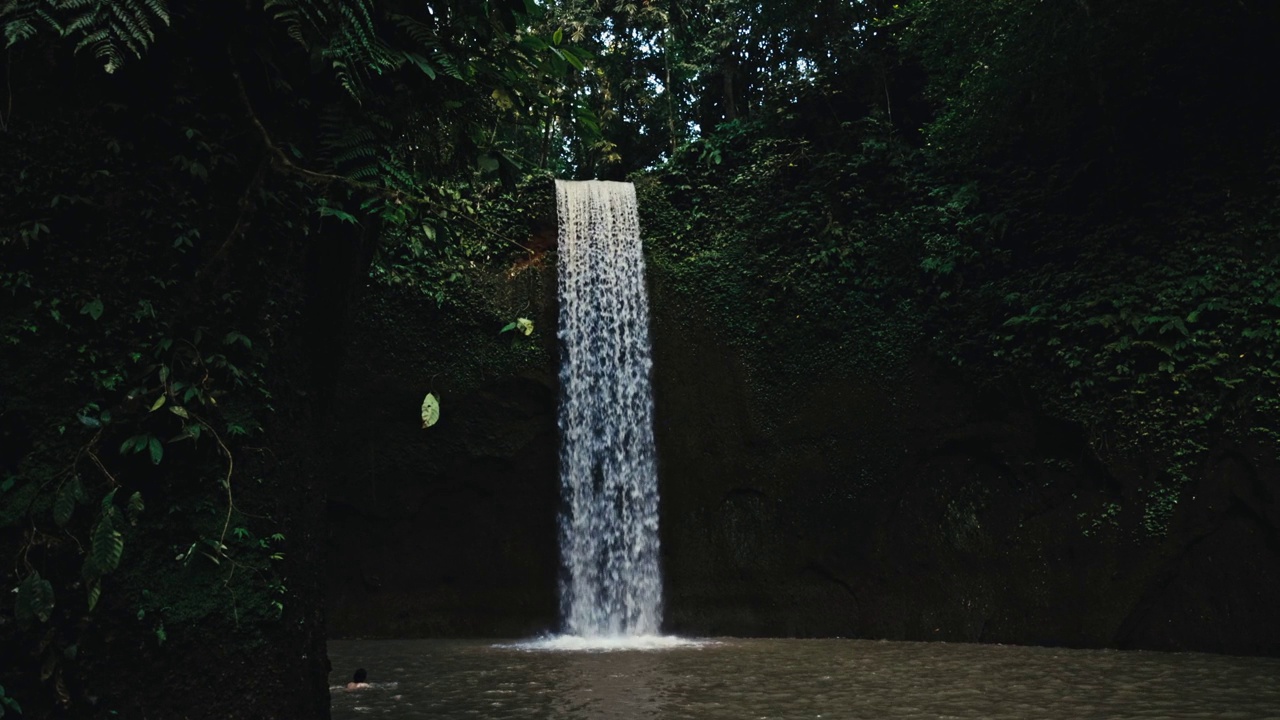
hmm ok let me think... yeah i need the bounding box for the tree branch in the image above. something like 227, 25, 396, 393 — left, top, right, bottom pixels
198, 157, 269, 280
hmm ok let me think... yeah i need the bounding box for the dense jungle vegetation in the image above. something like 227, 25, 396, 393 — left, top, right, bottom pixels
2, 0, 1278, 717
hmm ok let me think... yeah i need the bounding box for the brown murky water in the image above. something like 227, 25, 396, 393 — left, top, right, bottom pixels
328, 638, 1280, 719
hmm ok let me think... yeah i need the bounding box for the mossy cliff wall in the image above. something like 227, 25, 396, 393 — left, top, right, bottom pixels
324, 195, 1280, 655
648, 274, 1280, 653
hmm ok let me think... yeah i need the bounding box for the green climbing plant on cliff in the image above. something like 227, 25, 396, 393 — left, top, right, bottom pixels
889, 0, 1280, 535
639, 111, 934, 394
630, 0, 1280, 540
981, 214, 1280, 533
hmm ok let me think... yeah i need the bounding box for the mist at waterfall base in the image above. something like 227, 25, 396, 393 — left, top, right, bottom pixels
516, 180, 687, 652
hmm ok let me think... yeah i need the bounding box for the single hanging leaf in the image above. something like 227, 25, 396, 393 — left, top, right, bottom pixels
560, 47, 586, 71
71, 474, 87, 503
223, 331, 252, 349
516, 317, 534, 336
147, 436, 163, 465
53, 478, 82, 527
86, 579, 101, 612
90, 505, 124, 574
126, 491, 144, 526
55, 668, 70, 706
149, 394, 166, 412
420, 393, 440, 429
318, 206, 359, 225
16, 570, 55, 624
405, 52, 437, 79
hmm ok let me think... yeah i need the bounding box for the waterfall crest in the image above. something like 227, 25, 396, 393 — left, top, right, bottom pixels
555, 179, 662, 638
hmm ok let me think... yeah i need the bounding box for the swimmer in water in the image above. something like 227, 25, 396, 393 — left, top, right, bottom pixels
346, 668, 371, 691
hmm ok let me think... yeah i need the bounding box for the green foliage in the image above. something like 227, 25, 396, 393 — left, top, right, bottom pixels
642, 113, 929, 386
1, 0, 171, 73
893, 0, 1087, 161
91, 490, 125, 572
1, 0, 1276, 710
993, 211, 1272, 531
15, 570, 55, 625
639, 0, 1280, 536
265, 0, 380, 98
52, 474, 87, 528
499, 317, 534, 336
0, 0, 594, 714
0, 683, 21, 718
79, 297, 104, 321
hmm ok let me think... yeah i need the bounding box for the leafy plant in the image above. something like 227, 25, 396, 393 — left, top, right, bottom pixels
499, 317, 534, 336
0, 683, 22, 718
1, 0, 171, 73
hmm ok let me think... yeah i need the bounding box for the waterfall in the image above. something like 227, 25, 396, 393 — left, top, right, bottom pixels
555, 179, 663, 638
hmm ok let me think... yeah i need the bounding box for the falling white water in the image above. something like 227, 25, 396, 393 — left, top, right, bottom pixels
555, 179, 663, 639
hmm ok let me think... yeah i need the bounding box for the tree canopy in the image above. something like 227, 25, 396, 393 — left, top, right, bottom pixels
3, 0, 1280, 716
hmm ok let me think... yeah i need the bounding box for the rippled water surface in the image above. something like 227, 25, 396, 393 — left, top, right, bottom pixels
329, 638, 1280, 719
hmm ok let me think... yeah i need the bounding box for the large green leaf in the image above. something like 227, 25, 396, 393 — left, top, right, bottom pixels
86, 579, 101, 612
126, 491, 145, 526
318, 205, 359, 225
405, 52, 437, 79
420, 392, 440, 428
16, 571, 55, 625
90, 504, 124, 575
52, 476, 85, 527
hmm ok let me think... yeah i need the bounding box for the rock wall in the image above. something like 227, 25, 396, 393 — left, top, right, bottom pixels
324, 270, 562, 638
325, 254, 1280, 656
649, 291, 1280, 654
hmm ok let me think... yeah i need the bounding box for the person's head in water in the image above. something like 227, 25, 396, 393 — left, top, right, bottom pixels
346, 668, 370, 690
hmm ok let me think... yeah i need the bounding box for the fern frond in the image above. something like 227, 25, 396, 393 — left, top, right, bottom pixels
3, 17, 36, 46
388, 13, 432, 47
389, 12, 463, 80
141, 0, 165, 24
55, 0, 171, 72
1, 0, 62, 47
316, 104, 421, 194
265, 0, 386, 99
106, 0, 154, 44
62, 6, 96, 34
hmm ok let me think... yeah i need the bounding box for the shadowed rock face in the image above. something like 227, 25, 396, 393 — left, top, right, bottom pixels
326, 372, 560, 637
325, 262, 1280, 656
647, 291, 1280, 654
323, 262, 563, 639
